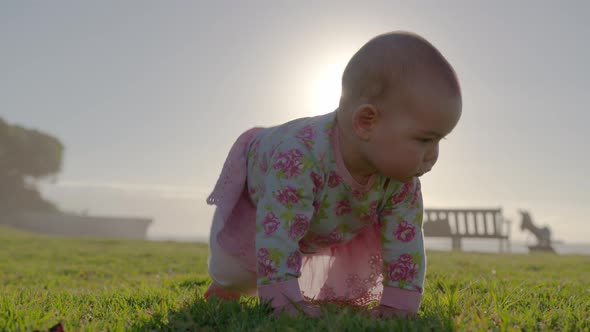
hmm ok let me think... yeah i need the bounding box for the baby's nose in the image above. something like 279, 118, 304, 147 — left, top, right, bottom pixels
425, 147, 439, 164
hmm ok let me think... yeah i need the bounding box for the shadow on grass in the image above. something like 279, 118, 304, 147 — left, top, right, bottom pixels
132, 286, 451, 332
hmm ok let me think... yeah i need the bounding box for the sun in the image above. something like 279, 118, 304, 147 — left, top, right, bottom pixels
309, 62, 346, 116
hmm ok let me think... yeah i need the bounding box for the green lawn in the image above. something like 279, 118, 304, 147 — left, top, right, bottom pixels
1, 225, 589, 331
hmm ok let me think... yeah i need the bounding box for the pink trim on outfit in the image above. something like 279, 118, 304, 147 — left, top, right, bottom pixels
331, 125, 376, 191
381, 286, 422, 314
258, 279, 304, 308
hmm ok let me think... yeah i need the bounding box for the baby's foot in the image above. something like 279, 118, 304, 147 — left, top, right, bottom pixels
204, 282, 241, 300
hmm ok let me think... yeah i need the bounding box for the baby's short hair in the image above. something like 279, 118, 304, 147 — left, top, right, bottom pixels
339, 31, 461, 109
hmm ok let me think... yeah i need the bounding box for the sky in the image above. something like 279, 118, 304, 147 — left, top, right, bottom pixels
1, 1, 589, 243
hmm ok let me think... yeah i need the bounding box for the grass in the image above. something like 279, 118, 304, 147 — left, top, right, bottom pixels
1, 225, 589, 331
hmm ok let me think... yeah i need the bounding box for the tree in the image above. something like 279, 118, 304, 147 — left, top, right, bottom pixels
0, 117, 64, 215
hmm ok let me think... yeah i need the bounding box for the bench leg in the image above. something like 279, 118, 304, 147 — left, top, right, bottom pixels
451, 237, 462, 251
499, 239, 511, 253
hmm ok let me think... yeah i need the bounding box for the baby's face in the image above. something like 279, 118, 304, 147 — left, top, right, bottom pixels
364, 78, 461, 182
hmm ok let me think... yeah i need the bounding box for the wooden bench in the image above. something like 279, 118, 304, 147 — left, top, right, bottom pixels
423, 208, 511, 252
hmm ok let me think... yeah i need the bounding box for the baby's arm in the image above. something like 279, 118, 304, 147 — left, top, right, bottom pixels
378, 178, 426, 315
253, 147, 317, 310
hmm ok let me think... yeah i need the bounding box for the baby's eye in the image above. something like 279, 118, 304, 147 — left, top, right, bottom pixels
417, 138, 433, 143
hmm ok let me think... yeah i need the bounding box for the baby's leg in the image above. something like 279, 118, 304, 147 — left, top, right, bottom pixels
206, 208, 257, 299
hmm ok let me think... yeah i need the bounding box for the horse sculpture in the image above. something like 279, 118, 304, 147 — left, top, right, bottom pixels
519, 210, 555, 253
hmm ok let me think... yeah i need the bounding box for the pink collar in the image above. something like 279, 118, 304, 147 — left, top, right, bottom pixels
331, 124, 377, 192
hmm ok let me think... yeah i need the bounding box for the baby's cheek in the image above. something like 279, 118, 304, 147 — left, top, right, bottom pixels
378, 154, 409, 177
387, 149, 421, 177
405, 146, 424, 165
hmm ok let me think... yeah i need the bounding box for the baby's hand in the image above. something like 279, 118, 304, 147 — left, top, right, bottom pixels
370, 304, 416, 319
272, 300, 322, 317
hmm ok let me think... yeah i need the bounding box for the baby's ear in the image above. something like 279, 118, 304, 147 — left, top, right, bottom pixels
352, 104, 379, 140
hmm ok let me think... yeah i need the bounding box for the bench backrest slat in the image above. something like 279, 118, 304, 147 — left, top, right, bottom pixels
424, 208, 505, 238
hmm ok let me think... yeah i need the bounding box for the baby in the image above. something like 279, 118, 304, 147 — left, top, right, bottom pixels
205, 31, 462, 318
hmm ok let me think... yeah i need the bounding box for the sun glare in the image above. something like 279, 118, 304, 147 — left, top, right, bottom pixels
309, 62, 346, 116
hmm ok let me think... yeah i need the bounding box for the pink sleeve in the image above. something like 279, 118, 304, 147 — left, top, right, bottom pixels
380, 286, 422, 314
257, 279, 304, 308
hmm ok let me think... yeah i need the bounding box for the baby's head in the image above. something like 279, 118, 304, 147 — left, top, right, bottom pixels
337, 31, 462, 183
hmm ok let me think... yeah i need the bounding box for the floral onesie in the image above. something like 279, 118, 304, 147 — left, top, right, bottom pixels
245, 111, 425, 311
